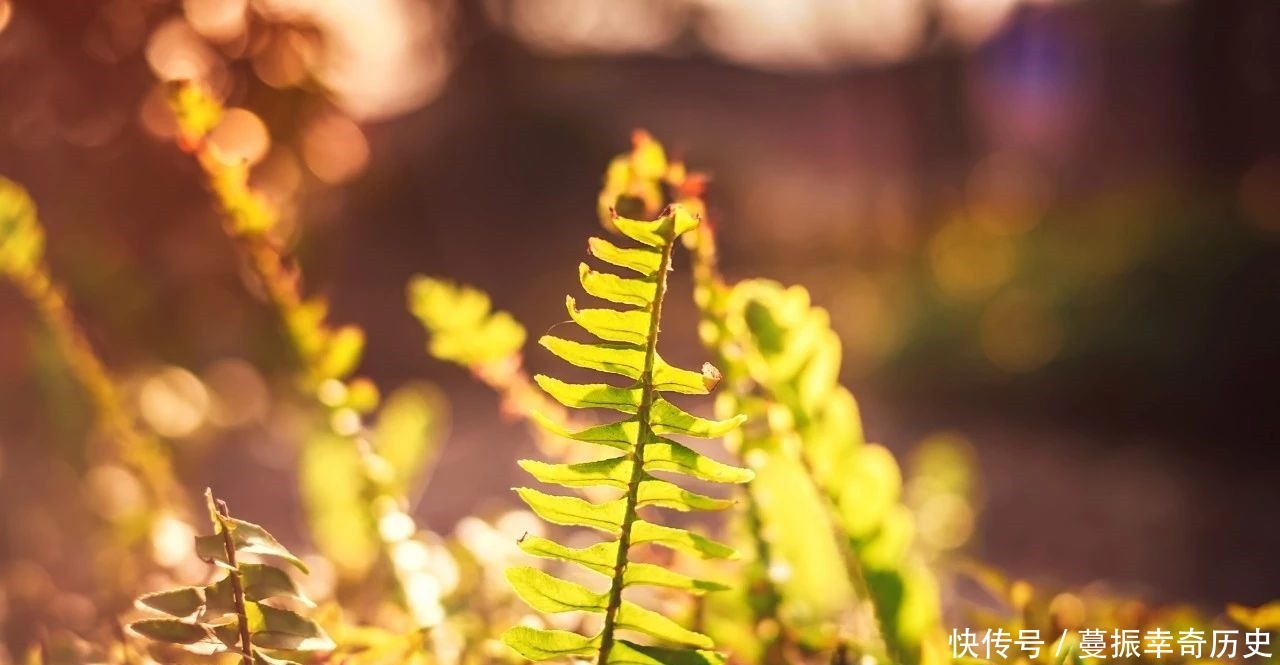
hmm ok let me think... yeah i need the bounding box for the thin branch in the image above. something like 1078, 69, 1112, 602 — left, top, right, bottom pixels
214, 496, 255, 665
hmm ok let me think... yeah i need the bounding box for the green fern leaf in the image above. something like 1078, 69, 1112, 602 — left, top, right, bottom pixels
534, 375, 643, 412
528, 410, 637, 450
642, 440, 754, 484
195, 517, 308, 573
135, 587, 206, 618
587, 237, 663, 275
621, 563, 728, 594
503, 626, 599, 661
507, 566, 608, 614
504, 205, 749, 664
578, 263, 656, 306
607, 640, 727, 665
517, 458, 634, 489
514, 488, 625, 533
630, 520, 736, 559
614, 602, 713, 648
517, 535, 618, 575
565, 296, 650, 345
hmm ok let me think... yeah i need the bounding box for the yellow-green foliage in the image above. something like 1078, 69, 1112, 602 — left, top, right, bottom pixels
0, 177, 184, 527
407, 276, 527, 367
718, 279, 944, 665
500, 205, 754, 665
300, 383, 446, 576
130, 489, 332, 663
0, 177, 44, 278
597, 130, 675, 226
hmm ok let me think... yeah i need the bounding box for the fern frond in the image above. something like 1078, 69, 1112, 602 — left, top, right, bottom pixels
129, 489, 333, 664
501, 205, 752, 665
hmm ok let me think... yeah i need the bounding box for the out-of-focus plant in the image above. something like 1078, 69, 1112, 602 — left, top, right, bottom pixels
720, 280, 945, 665
129, 489, 333, 663
500, 205, 753, 665
408, 276, 607, 462
949, 563, 1276, 665
903, 433, 981, 562
0, 177, 189, 588
165, 81, 446, 631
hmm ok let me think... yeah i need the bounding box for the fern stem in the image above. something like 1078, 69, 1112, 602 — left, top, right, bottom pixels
596, 234, 677, 665
214, 497, 255, 664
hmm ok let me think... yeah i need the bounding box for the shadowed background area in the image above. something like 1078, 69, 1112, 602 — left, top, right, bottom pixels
0, 0, 1277, 637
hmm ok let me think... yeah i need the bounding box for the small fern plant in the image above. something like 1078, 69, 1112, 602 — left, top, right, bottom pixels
501, 205, 753, 665
129, 489, 333, 664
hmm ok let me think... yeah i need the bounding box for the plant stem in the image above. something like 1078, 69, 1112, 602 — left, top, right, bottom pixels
596, 232, 677, 665
12, 266, 181, 510
215, 497, 255, 665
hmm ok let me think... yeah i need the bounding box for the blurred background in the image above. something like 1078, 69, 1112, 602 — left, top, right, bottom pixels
0, 0, 1276, 634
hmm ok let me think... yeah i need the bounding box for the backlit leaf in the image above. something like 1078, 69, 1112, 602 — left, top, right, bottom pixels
652, 357, 711, 395
201, 517, 309, 574
129, 620, 217, 647
540, 336, 645, 380
642, 440, 754, 484
608, 640, 726, 665
518, 458, 633, 490
636, 479, 733, 512
517, 535, 616, 577
136, 587, 205, 618
579, 263, 656, 307
506, 567, 607, 614
240, 563, 312, 606
514, 488, 625, 534
623, 564, 728, 594
566, 296, 650, 345
245, 602, 335, 651
534, 375, 641, 413
630, 521, 735, 559
650, 399, 745, 438
616, 601, 713, 648
502, 626, 599, 661
588, 236, 662, 276
529, 411, 637, 451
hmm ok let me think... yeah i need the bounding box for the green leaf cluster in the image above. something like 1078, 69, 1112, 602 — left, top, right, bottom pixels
284, 297, 370, 391
720, 279, 944, 664
407, 276, 527, 367
501, 205, 752, 665
130, 490, 333, 663
0, 177, 45, 279
597, 130, 672, 226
